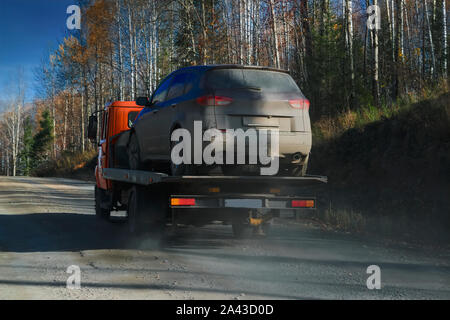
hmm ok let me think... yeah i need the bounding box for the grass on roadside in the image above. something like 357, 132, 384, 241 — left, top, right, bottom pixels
33, 149, 97, 180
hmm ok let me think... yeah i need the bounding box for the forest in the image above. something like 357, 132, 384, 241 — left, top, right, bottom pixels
0, 0, 448, 177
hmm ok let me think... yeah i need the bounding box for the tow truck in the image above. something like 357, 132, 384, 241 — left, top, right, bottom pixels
88, 101, 327, 238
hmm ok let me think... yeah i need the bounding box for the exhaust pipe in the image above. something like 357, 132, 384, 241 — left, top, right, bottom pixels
291, 153, 303, 164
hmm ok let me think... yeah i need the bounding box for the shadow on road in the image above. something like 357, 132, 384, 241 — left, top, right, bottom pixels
0, 213, 131, 252
1, 211, 449, 276
0, 212, 236, 253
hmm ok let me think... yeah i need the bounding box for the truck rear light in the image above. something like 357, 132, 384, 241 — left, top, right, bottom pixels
289, 99, 310, 110
291, 200, 315, 208
171, 198, 196, 206
196, 95, 233, 107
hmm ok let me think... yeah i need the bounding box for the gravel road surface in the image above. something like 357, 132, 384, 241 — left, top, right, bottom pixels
0, 176, 448, 299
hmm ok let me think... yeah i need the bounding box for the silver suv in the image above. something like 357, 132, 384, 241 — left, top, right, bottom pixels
131, 65, 311, 176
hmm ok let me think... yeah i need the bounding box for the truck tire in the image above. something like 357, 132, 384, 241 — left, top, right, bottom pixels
127, 185, 167, 237
257, 220, 272, 237
95, 186, 111, 220
128, 132, 142, 170
231, 217, 253, 239
127, 186, 145, 234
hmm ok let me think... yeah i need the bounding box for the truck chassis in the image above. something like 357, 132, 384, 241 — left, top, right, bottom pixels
97, 168, 327, 238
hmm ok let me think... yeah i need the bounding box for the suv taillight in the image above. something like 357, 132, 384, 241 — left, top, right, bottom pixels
196, 95, 233, 106
289, 99, 310, 110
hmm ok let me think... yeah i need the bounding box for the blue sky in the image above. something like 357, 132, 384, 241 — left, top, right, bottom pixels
0, 0, 77, 101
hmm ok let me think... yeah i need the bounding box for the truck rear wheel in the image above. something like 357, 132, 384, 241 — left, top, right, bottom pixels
231, 216, 253, 239
127, 185, 166, 237
95, 186, 111, 220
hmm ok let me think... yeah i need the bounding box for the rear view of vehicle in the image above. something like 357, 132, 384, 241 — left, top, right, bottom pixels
204, 67, 311, 176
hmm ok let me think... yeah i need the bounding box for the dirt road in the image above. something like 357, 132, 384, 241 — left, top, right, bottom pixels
0, 176, 448, 299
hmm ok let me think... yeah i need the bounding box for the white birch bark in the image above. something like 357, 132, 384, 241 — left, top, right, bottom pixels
373, 0, 379, 104
269, 0, 280, 68
424, 0, 437, 77
346, 0, 355, 103
116, 0, 124, 100
443, 0, 448, 76
128, 4, 135, 100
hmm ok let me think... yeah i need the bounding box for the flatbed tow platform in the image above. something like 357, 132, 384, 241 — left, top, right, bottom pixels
100, 168, 327, 237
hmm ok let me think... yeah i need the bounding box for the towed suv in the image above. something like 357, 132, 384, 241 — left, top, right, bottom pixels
129, 65, 311, 176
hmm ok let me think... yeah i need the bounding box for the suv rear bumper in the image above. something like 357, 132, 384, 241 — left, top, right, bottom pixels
208, 131, 311, 162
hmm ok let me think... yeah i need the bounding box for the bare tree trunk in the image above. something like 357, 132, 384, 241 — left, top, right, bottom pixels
13, 102, 21, 177
399, 0, 405, 63
50, 57, 57, 159
346, 0, 355, 107
11, 113, 17, 177
372, 0, 380, 106
13, 69, 25, 176
128, 4, 135, 100
300, 0, 312, 81
6, 149, 10, 177
393, 0, 402, 99
269, 0, 280, 68
387, 0, 396, 64
201, 0, 207, 64
223, 0, 231, 63
116, 0, 124, 100
63, 95, 68, 150
253, 0, 261, 65
424, 0, 436, 77
281, 0, 289, 69
443, 0, 448, 77
181, 0, 198, 64
364, 0, 370, 81
239, 0, 244, 64
80, 90, 85, 152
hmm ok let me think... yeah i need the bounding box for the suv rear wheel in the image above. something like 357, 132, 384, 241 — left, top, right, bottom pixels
128, 132, 142, 170
169, 133, 196, 176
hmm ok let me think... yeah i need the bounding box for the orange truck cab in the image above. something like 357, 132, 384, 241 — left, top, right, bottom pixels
90, 101, 143, 192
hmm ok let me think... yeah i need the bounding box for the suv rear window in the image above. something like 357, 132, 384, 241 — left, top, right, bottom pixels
205, 69, 301, 93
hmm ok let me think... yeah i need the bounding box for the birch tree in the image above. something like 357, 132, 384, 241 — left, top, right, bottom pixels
424, 0, 436, 77
372, 0, 380, 105
269, 0, 280, 68
345, 0, 355, 107
442, 0, 447, 76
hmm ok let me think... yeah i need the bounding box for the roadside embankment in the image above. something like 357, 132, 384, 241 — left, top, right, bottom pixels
309, 92, 450, 244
